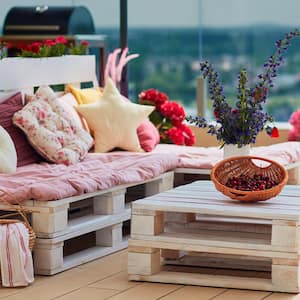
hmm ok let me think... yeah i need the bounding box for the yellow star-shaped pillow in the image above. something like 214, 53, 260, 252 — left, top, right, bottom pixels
76, 78, 154, 152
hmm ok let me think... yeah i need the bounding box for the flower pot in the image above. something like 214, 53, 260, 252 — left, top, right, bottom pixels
223, 144, 250, 159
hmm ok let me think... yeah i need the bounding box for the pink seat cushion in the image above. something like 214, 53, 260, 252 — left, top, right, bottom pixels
0, 151, 178, 202
137, 120, 160, 152
0, 92, 43, 167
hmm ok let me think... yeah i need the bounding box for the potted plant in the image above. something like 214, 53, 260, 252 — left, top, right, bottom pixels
188, 29, 299, 157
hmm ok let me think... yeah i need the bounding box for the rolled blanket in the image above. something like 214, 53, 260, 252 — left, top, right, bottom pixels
0, 222, 34, 287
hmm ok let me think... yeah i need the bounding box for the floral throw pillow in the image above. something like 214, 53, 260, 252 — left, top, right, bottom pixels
13, 86, 94, 165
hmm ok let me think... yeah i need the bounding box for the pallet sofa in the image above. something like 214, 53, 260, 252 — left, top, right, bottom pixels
0, 55, 300, 276
0, 55, 178, 275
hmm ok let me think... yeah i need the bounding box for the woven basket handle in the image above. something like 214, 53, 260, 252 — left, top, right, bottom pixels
0, 188, 32, 227
226, 190, 248, 200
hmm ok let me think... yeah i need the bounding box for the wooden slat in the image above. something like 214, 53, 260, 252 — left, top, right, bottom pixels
142, 193, 300, 212
129, 272, 275, 292
0, 56, 97, 90
129, 268, 298, 293
157, 183, 300, 205
166, 219, 272, 235
202, 289, 270, 300
164, 253, 272, 272
132, 180, 300, 220
129, 239, 298, 259
131, 230, 296, 253
132, 199, 300, 220
153, 285, 227, 300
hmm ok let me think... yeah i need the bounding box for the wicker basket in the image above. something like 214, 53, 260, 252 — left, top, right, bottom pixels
0, 190, 35, 251
211, 156, 288, 202
0, 215, 35, 251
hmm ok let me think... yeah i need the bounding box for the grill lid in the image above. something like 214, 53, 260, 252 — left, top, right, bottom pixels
3, 6, 95, 35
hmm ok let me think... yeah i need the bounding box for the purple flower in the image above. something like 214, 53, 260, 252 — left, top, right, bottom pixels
187, 29, 300, 147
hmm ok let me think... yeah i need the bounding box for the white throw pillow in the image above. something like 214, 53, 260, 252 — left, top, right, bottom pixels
0, 125, 17, 173
76, 78, 154, 152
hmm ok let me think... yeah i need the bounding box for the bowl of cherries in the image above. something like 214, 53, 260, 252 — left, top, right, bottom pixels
211, 156, 288, 202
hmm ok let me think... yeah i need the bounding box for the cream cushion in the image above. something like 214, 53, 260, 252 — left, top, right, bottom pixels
76, 78, 154, 152
0, 125, 17, 173
13, 86, 93, 165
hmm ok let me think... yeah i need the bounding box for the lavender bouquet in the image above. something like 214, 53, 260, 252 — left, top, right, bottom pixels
188, 29, 300, 147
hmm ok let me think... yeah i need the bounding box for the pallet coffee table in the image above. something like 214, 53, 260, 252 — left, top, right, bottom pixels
128, 180, 300, 293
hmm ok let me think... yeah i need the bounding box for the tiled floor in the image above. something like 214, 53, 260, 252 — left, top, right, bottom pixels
1, 250, 300, 300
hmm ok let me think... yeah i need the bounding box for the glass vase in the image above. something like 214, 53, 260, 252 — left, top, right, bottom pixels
223, 144, 250, 159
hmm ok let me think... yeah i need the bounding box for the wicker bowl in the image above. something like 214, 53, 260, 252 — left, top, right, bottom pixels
211, 156, 288, 202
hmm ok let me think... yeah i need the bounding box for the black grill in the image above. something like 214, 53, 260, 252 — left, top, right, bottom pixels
1, 6, 107, 85
3, 6, 95, 35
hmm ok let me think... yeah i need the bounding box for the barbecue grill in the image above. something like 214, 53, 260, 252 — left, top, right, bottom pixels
1, 6, 106, 85
3, 5, 95, 36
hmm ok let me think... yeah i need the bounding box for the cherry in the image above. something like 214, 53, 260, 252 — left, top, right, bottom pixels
225, 174, 277, 191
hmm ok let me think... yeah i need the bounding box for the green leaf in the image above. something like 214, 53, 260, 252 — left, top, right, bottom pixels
149, 110, 163, 126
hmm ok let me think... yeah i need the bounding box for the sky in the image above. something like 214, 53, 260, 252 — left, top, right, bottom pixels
0, 0, 300, 30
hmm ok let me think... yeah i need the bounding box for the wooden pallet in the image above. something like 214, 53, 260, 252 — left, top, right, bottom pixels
0, 171, 174, 238
34, 221, 128, 275
0, 172, 174, 275
128, 180, 300, 293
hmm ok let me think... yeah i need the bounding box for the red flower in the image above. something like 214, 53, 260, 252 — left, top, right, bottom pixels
159, 101, 185, 123
17, 42, 26, 50
80, 40, 89, 46
23, 44, 32, 52
173, 123, 196, 146
139, 88, 195, 146
44, 39, 57, 47
177, 123, 195, 146
55, 36, 68, 45
164, 127, 185, 145
214, 110, 220, 119
5, 42, 12, 49
139, 89, 168, 108
31, 42, 42, 54
271, 127, 279, 138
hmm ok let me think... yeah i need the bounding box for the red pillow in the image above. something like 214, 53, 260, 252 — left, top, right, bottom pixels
0, 92, 43, 167
137, 120, 160, 152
